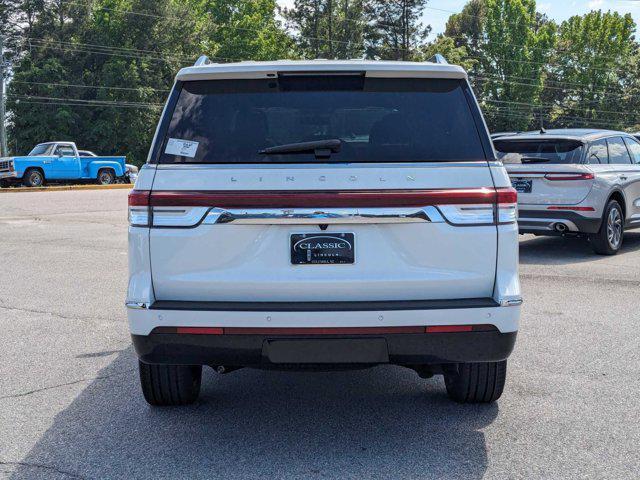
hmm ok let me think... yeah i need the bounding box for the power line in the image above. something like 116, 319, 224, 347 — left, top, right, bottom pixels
11, 99, 162, 109
9, 79, 170, 93
469, 74, 634, 104
485, 98, 640, 119
8, 93, 163, 108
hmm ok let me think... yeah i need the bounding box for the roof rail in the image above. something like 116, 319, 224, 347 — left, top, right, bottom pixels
194, 55, 211, 66
428, 54, 448, 65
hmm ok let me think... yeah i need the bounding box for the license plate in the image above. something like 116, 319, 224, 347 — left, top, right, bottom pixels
290, 233, 355, 265
511, 179, 532, 193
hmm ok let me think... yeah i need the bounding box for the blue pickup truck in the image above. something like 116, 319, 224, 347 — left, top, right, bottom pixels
0, 142, 128, 187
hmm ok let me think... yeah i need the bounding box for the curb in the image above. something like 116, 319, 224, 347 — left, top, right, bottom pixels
0, 184, 133, 193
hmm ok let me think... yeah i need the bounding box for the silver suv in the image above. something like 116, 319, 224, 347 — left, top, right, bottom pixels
126, 59, 521, 406
496, 129, 640, 254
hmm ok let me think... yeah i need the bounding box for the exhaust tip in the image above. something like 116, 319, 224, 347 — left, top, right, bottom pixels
554, 222, 568, 233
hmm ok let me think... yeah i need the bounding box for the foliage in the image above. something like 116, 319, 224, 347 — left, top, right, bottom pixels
544, 10, 637, 130
418, 36, 475, 71
477, 0, 556, 131
6, 0, 640, 158
282, 0, 368, 59
365, 0, 431, 60
7, 0, 295, 163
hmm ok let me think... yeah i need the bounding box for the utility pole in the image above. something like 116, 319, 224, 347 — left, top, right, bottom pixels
0, 34, 7, 157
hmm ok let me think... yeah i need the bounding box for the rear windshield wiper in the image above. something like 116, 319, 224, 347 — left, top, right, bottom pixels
259, 139, 342, 159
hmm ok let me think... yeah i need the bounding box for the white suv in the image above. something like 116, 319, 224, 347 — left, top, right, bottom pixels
126, 59, 521, 406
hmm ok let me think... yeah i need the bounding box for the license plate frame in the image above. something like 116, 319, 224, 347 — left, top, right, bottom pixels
290, 233, 355, 265
511, 178, 532, 194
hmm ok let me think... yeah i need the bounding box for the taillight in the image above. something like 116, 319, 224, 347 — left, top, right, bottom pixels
137, 187, 518, 227
496, 187, 518, 224
438, 187, 517, 225
544, 173, 594, 181
128, 190, 151, 227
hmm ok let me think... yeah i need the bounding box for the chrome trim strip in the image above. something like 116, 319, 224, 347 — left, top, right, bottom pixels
499, 297, 523, 307
201, 206, 445, 225
125, 301, 149, 309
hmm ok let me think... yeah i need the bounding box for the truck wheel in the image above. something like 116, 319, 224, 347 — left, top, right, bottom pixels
23, 169, 44, 187
97, 169, 115, 185
589, 200, 623, 255
138, 361, 202, 406
444, 361, 507, 403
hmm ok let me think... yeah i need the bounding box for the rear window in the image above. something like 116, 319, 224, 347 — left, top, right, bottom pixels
494, 139, 584, 164
155, 76, 487, 164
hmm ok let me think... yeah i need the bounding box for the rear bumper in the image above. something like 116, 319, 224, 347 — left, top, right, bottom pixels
132, 330, 517, 367
518, 209, 601, 234
128, 298, 520, 366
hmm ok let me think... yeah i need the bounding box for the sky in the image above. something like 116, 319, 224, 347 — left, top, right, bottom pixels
277, 0, 640, 38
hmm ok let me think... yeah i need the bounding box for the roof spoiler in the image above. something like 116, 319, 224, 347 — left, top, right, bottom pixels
428, 54, 448, 65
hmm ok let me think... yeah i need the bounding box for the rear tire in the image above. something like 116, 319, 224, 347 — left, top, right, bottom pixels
23, 168, 44, 187
138, 361, 202, 406
444, 361, 507, 403
589, 200, 623, 255
97, 169, 115, 185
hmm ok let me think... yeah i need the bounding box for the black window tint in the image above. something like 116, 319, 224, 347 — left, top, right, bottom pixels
494, 139, 583, 164
623, 137, 640, 164
157, 77, 486, 164
587, 139, 608, 164
607, 137, 631, 164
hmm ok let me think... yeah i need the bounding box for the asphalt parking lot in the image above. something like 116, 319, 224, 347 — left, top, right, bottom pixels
0, 189, 638, 479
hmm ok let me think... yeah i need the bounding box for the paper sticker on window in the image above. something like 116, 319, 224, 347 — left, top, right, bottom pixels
165, 138, 199, 158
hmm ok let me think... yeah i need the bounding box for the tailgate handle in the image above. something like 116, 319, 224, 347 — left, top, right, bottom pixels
203, 207, 445, 225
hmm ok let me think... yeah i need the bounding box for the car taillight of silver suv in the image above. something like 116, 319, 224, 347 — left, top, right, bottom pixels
126, 58, 521, 406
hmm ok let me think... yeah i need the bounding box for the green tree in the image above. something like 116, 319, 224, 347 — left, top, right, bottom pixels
365, 0, 431, 60
544, 10, 636, 130
282, 0, 367, 59
418, 35, 475, 71
7, 0, 296, 164
444, 0, 485, 66
477, 0, 556, 131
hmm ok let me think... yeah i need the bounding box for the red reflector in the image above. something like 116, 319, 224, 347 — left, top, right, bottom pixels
175, 327, 223, 335
547, 206, 595, 212
149, 188, 501, 208
496, 187, 517, 204
129, 190, 150, 206
224, 326, 425, 335
425, 325, 473, 333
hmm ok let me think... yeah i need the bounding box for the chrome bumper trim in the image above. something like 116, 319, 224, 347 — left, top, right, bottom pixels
202, 206, 446, 225
125, 301, 149, 309
0, 171, 18, 180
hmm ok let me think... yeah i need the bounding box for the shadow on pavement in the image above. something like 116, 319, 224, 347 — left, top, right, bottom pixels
519, 231, 640, 265
11, 348, 498, 480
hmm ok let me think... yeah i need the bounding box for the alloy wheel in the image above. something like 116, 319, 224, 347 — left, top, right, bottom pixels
606, 206, 622, 249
